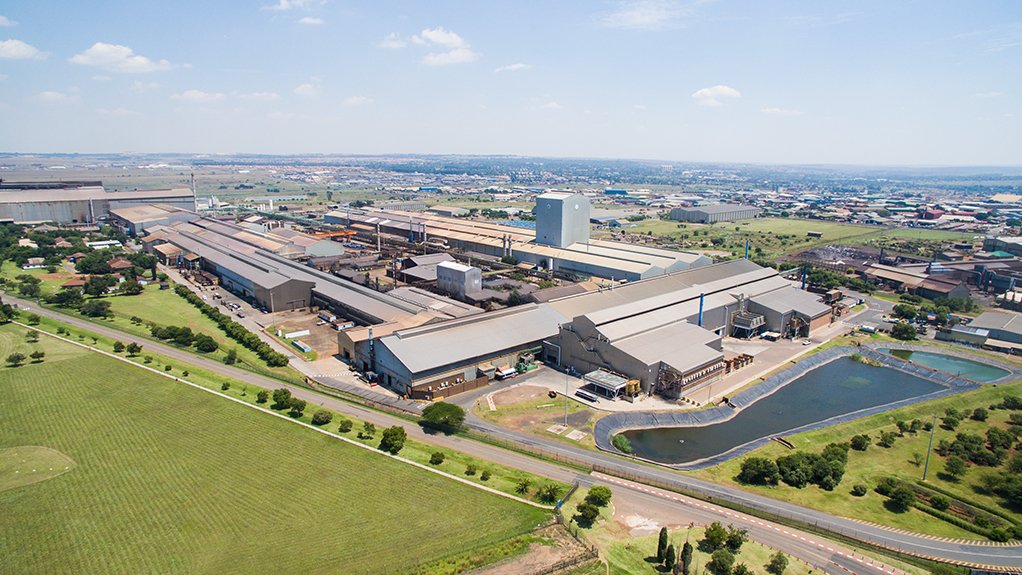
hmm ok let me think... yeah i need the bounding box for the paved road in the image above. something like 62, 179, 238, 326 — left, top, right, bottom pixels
9, 293, 1022, 570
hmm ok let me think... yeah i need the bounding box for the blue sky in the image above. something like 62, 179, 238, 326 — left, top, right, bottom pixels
0, 0, 1019, 165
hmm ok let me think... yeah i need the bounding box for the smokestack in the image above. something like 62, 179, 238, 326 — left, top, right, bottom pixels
744, 239, 750, 259
698, 293, 705, 327
801, 264, 807, 290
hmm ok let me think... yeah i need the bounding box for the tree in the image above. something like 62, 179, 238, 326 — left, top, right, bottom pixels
288, 399, 307, 417
573, 501, 600, 528
732, 564, 752, 575
515, 477, 530, 493
944, 455, 967, 479
708, 549, 735, 575
878, 430, 898, 448
657, 527, 669, 563
84, 274, 118, 297
680, 541, 693, 575
665, 543, 677, 570
892, 303, 917, 320
80, 299, 111, 318
224, 348, 238, 365
738, 457, 780, 485
585, 485, 613, 507
256, 390, 269, 404
113, 341, 125, 353
52, 288, 84, 309
420, 401, 466, 430
850, 434, 871, 451
193, 334, 218, 353
311, 410, 333, 426
971, 407, 989, 421
703, 521, 727, 551
271, 388, 292, 410
537, 484, 561, 504
6, 352, 26, 367
891, 322, 917, 340
766, 551, 789, 575
429, 451, 445, 465
337, 419, 353, 433
379, 425, 407, 454
930, 494, 951, 511
887, 485, 916, 513
126, 342, 142, 356
725, 525, 749, 552
30, 350, 45, 363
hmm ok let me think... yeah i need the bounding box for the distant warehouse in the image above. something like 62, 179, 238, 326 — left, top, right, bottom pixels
0, 181, 196, 225
669, 204, 761, 224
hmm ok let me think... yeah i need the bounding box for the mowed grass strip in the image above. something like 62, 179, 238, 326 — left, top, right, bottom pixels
0, 326, 548, 575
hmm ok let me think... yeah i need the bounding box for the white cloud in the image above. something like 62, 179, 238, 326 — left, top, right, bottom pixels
268, 111, 305, 121
691, 85, 741, 107
262, 0, 309, 11
379, 33, 406, 49
633, 104, 647, 110
38, 90, 77, 103
238, 91, 281, 102
298, 16, 324, 25
130, 80, 159, 94
97, 107, 141, 117
293, 83, 320, 97
975, 91, 1004, 98
600, 0, 691, 31
171, 89, 225, 103
761, 106, 802, 116
494, 63, 531, 73
342, 95, 373, 106
0, 39, 45, 60
541, 100, 563, 110
91, 75, 111, 81
70, 42, 174, 73
0, 15, 16, 27
0, 73, 7, 81
412, 26, 479, 66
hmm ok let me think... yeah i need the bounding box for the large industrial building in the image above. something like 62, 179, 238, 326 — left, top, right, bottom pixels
0, 181, 196, 224
363, 259, 833, 401
142, 216, 478, 326
669, 204, 762, 224
324, 192, 712, 281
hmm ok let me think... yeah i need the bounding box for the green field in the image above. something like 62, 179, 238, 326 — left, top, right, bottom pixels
0, 262, 304, 384
692, 375, 1022, 539
0, 325, 549, 574
611, 217, 976, 259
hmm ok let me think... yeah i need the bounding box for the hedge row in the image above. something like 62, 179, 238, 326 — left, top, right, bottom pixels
174, 285, 289, 367
915, 480, 1022, 527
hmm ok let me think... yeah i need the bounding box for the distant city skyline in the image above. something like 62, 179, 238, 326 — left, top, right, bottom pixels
0, 1, 1019, 166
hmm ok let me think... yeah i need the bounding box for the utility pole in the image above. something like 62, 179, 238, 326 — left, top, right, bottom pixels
922, 414, 937, 481
564, 370, 569, 426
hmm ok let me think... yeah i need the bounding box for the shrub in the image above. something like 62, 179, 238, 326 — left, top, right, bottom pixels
930, 494, 951, 511
480, 469, 491, 481
143, 355, 153, 364
612, 434, 633, 454
536, 484, 562, 504
271, 388, 292, 410
288, 399, 307, 418
337, 419, 353, 433
851, 484, 868, 497
971, 408, 989, 421
430, 452, 445, 465
465, 464, 477, 476
708, 549, 735, 575
850, 434, 871, 451
515, 477, 530, 494
887, 485, 916, 513
256, 390, 269, 403
221, 382, 230, 391
585, 485, 613, 507
164, 364, 172, 372
112, 341, 125, 353
573, 501, 600, 528
378, 425, 406, 454
181, 370, 189, 377
878, 431, 898, 448
738, 457, 780, 485
765, 552, 789, 575
311, 410, 333, 426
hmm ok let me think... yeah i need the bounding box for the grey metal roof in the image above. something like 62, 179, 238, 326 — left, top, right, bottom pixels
749, 287, 832, 319
969, 311, 1022, 334
0, 186, 194, 204
677, 204, 760, 215
388, 286, 482, 319
612, 321, 723, 371
379, 303, 567, 375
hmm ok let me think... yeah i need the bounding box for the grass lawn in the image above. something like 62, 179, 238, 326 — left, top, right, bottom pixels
474, 393, 599, 451
0, 324, 550, 575
1, 261, 305, 384
691, 376, 1022, 539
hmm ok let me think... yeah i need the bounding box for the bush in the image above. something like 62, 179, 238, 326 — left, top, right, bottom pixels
930, 494, 951, 511
573, 501, 600, 528
420, 402, 466, 431
765, 552, 788, 575
271, 388, 292, 410
430, 452, 445, 465
143, 355, 153, 364
851, 484, 868, 497
480, 469, 491, 481
887, 485, 916, 513
112, 341, 125, 353
256, 390, 269, 403
311, 410, 333, 426
164, 364, 172, 372
850, 434, 871, 451
612, 434, 633, 454
536, 484, 561, 504
221, 382, 230, 391
515, 477, 530, 494
708, 549, 735, 575
465, 464, 477, 476
738, 457, 780, 485
288, 399, 307, 418
337, 419, 353, 432
971, 408, 989, 421
878, 430, 897, 448
585, 485, 613, 507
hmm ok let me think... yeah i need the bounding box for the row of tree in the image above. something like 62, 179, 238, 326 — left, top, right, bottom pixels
174, 285, 288, 367
149, 325, 219, 353
738, 442, 849, 490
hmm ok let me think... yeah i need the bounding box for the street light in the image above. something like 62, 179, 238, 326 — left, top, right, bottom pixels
922, 414, 937, 481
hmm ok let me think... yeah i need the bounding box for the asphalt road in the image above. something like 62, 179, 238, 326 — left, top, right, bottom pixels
9, 293, 1022, 570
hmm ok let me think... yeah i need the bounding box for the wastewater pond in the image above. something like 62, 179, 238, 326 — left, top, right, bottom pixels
621, 357, 944, 464
878, 348, 1009, 383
